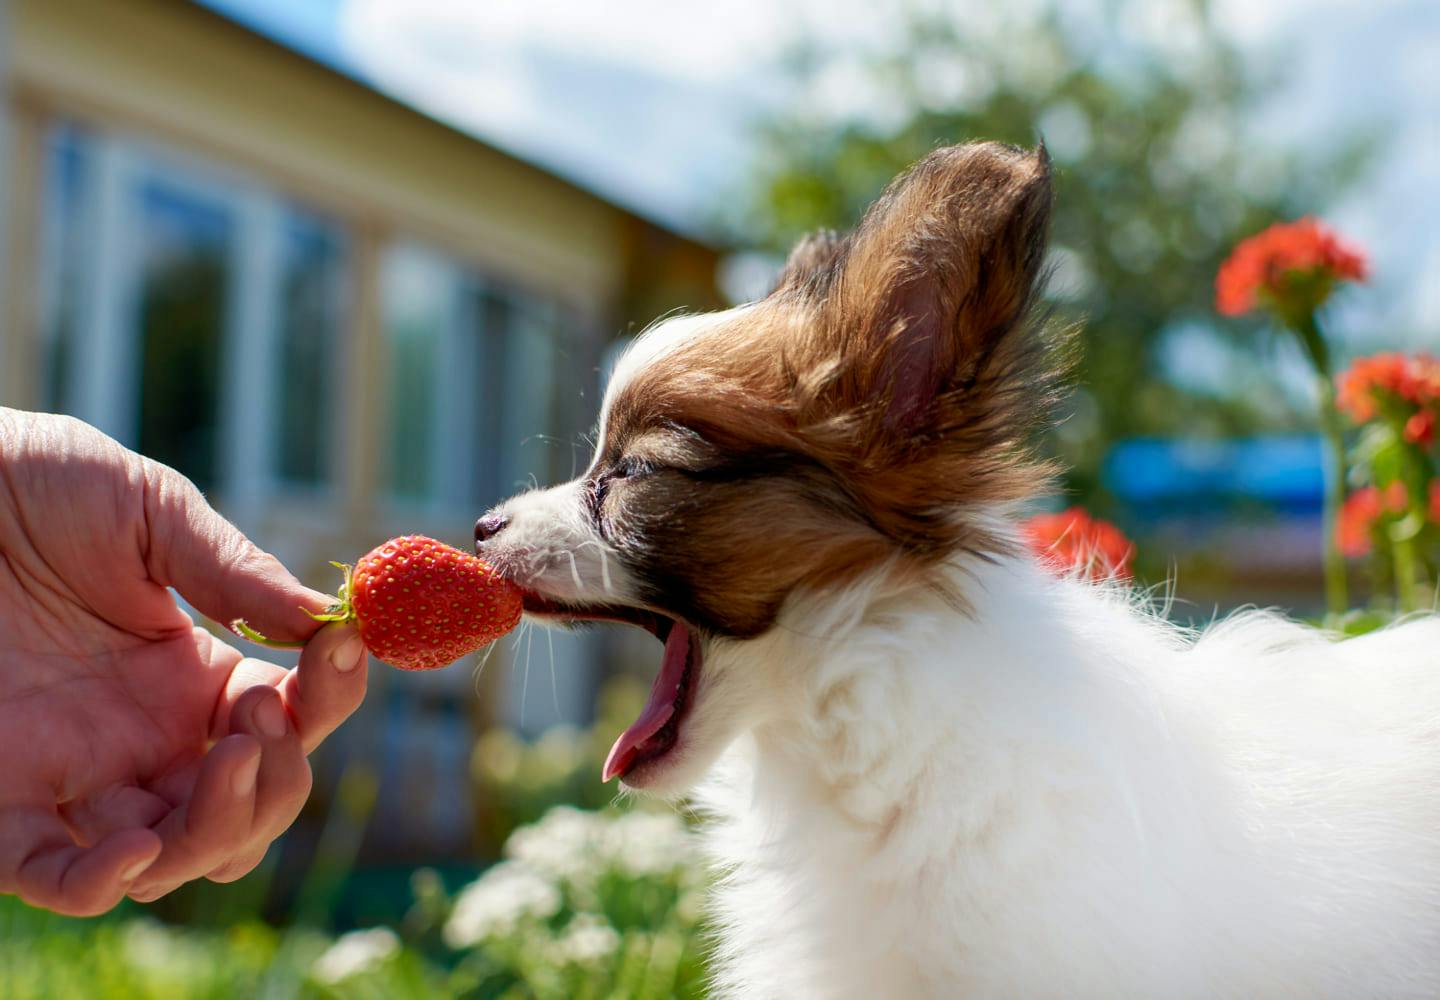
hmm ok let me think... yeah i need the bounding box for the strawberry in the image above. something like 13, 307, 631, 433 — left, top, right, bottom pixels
232, 535, 522, 671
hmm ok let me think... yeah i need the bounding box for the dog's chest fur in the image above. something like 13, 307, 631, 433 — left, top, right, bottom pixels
694, 558, 1440, 998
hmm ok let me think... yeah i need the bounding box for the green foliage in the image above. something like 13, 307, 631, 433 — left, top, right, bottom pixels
0, 802, 712, 1000
743, 1, 1371, 498
470, 674, 655, 843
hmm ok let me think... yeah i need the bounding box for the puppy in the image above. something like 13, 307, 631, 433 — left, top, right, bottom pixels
478, 142, 1440, 998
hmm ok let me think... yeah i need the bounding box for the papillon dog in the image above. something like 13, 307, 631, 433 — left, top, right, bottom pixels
476, 142, 1440, 998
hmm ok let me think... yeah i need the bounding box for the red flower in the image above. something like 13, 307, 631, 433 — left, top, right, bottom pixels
1337, 485, 1397, 557
1023, 507, 1135, 582
1337, 482, 1440, 557
1215, 217, 1368, 317
1335, 352, 1440, 426
1405, 409, 1436, 447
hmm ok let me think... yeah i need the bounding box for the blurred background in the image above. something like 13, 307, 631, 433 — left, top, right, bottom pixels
0, 0, 1434, 994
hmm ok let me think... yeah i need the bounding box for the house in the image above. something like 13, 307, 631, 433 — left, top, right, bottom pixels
0, 0, 722, 858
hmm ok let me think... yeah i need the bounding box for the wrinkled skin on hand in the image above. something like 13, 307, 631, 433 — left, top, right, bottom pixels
0, 409, 368, 915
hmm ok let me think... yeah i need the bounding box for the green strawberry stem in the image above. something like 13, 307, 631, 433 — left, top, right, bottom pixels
229, 562, 359, 649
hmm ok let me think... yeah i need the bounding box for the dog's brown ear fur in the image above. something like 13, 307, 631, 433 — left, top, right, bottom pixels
770, 142, 1069, 558
810, 142, 1057, 433
771, 228, 848, 298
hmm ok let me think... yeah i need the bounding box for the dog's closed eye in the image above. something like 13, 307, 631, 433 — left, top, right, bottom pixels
589, 456, 662, 518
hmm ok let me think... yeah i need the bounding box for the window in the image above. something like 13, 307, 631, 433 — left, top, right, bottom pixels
383, 245, 453, 504
273, 211, 346, 490
38, 127, 91, 415
463, 285, 561, 505
383, 246, 578, 511
35, 122, 345, 503
135, 177, 235, 492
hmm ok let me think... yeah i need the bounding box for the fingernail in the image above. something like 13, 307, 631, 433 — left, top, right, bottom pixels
121, 859, 152, 882
232, 754, 260, 797
331, 632, 366, 673
255, 696, 288, 740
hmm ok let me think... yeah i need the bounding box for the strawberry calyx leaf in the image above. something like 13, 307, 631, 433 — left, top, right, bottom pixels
229, 561, 361, 649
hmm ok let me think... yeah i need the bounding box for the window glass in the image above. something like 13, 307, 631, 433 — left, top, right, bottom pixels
498, 297, 559, 495
383, 247, 449, 503
462, 288, 510, 506
135, 179, 234, 491
274, 211, 345, 488
462, 286, 563, 506
39, 127, 92, 414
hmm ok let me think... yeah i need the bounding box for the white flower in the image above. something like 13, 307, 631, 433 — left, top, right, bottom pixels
443, 861, 562, 948
123, 920, 190, 972
554, 912, 621, 965
504, 805, 604, 883
600, 810, 697, 877
311, 927, 400, 984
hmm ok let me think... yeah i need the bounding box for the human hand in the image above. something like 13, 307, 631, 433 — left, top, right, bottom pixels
0, 409, 368, 915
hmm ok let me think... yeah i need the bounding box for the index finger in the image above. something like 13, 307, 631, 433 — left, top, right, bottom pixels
141, 461, 331, 642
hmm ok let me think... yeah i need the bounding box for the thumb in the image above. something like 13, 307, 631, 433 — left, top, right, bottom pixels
141, 459, 332, 642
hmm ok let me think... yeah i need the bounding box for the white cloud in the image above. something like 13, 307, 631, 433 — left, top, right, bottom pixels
343, 0, 776, 85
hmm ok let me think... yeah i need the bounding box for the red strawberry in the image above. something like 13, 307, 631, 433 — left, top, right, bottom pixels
232, 535, 522, 671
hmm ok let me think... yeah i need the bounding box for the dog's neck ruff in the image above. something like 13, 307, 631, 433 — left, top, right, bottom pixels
693, 555, 1440, 997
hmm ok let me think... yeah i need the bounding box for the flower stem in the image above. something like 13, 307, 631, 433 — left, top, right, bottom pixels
1390, 517, 1420, 613
1293, 314, 1348, 621
1390, 452, 1431, 614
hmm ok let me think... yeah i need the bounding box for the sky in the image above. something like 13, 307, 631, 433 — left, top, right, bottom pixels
200, 0, 1436, 353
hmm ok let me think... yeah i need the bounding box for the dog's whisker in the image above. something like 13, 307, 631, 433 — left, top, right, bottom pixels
546, 626, 561, 721
519, 620, 535, 730
472, 638, 500, 699
564, 549, 584, 592
575, 539, 615, 595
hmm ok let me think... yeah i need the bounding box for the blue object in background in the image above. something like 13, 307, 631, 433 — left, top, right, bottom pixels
1105, 436, 1325, 516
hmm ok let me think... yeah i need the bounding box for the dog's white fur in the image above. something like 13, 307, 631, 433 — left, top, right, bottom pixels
692, 549, 1440, 997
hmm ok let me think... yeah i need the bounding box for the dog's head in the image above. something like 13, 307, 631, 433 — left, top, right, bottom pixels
477, 142, 1064, 793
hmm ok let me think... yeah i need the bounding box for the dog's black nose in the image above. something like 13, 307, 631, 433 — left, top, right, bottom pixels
474, 513, 510, 546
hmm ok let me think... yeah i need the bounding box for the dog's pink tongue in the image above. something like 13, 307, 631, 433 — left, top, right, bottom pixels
603, 621, 691, 782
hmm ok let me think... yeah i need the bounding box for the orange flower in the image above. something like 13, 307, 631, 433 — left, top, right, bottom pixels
1335, 352, 1440, 426
1406, 409, 1436, 447
1023, 507, 1135, 582
1336, 484, 1406, 557
1337, 481, 1440, 557
1215, 217, 1368, 317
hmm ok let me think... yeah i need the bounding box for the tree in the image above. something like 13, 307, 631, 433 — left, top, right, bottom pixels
744, 1, 1369, 501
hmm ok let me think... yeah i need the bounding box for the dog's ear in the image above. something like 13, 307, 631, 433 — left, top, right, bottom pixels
826, 142, 1054, 432
771, 229, 848, 297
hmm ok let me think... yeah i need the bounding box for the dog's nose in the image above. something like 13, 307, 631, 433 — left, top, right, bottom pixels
474, 513, 510, 546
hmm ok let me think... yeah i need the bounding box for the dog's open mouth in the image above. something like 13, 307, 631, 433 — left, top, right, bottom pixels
519, 593, 700, 783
